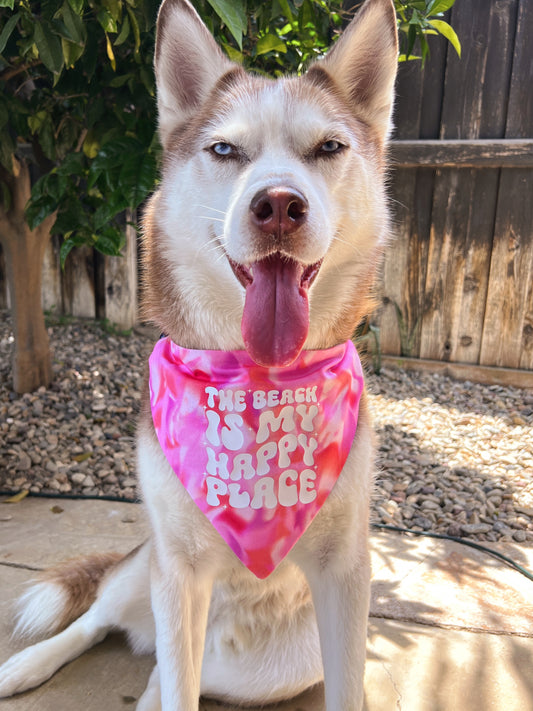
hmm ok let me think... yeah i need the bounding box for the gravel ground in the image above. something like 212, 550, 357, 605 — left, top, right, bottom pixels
1, 311, 532, 544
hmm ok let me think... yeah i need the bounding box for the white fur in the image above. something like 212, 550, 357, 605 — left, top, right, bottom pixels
0, 1, 397, 708
14, 581, 68, 639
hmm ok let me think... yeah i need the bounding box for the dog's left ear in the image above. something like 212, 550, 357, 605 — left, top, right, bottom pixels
316, 0, 398, 141
154, 0, 236, 147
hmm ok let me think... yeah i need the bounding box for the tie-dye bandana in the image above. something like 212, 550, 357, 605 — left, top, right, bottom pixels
149, 337, 364, 578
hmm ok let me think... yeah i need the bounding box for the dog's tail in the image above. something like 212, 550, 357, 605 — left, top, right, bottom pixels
14, 553, 124, 639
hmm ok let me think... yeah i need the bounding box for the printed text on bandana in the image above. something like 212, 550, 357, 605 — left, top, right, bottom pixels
203, 386, 320, 510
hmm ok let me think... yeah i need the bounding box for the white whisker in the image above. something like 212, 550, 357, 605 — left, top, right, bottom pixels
331, 233, 365, 258
191, 232, 224, 265
197, 216, 226, 223
194, 204, 227, 216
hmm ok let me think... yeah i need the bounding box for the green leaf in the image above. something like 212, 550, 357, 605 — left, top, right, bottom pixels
277, 0, 295, 23
104, 0, 122, 24
93, 228, 125, 257
256, 33, 287, 56
139, 64, 155, 96
97, 8, 117, 33
83, 128, 100, 158
0, 0, 15, 9
27, 110, 48, 134
406, 22, 417, 59
35, 115, 56, 160
118, 150, 157, 207
62, 37, 84, 67
205, 0, 246, 50
0, 12, 20, 55
34, 21, 64, 75
419, 31, 429, 65
26, 195, 57, 230
407, 1, 426, 11
54, 199, 88, 234
56, 151, 85, 176
220, 42, 243, 63
60, 238, 76, 268
428, 19, 461, 57
67, 0, 85, 14
55, 117, 80, 158
88, 138, 136, 188
428, 0, 456, 14
109, 73, 133, 87
298, 0, 314, 30
61, 0, 86, 45
81, 29, 97, 79
125, 6, 140, 55
3, 490, 29, 503
114, 13, 130, 46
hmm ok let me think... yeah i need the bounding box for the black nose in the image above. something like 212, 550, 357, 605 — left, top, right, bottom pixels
250, 187, 308, 236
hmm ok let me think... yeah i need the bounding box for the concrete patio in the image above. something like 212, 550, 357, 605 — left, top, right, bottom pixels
1, 497, 532, 710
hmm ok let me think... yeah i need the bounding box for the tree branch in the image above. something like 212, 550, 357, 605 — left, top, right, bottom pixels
0, 59, 42, 83
10, 156, 31, 216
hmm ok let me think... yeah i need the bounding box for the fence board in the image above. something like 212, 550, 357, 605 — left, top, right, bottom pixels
379, 56, 423, 355
103, 214, 138, 330
61, 245, 96, 319
418, 0, 520, 365
41, 235, 62, 313
0, 248, 7, 309
480, 0, 533, 369
480, 170, 533, 369
379, 30, 447, 356
419, 169, 470, 361
391, 138, 533, 167
379, 169, 417, 355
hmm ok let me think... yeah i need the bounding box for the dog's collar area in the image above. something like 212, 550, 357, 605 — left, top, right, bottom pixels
149, 337, 364, 578
153, 337, 353, 368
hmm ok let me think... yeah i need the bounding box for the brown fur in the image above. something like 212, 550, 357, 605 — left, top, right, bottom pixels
38, 552, 124, 631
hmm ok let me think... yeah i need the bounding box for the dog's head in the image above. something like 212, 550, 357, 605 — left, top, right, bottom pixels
143, 0, 398, 367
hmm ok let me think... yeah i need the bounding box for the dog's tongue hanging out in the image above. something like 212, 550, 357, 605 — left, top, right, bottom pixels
240, 254, 312, 368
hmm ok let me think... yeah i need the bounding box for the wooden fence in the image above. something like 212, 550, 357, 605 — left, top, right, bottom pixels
0, 215, 137, 330
377, 0, 533, 373
0, 0, 532, 374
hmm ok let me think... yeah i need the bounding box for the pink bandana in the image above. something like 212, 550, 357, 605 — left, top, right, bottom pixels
149, 338, 364, 578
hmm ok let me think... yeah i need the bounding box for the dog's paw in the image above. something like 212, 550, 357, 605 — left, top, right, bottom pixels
136, 664, 161, 711
0, 645, 56, 697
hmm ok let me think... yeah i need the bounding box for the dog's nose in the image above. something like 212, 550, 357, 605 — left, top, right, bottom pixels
250, 187, 308, 236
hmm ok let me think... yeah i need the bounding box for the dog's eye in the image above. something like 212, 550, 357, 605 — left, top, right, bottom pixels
211, 142, 234, 157
318, 140, 344, 155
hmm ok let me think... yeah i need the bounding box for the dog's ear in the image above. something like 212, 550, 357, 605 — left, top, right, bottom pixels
154, 0, 235, 146
316, 0, 398, 140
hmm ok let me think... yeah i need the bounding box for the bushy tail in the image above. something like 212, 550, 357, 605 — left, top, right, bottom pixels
14, 553, 124, 639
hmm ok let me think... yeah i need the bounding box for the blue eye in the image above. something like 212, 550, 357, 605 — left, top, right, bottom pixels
211, 142, 234, 157
320, 139, 343, 154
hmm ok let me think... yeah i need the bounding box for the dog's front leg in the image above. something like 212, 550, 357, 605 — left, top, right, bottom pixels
150, 554, 213, 710
302, 548, 371, 711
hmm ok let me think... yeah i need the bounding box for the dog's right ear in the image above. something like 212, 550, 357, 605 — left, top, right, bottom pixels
316, 0, 398, 142
155, 0, 234, 147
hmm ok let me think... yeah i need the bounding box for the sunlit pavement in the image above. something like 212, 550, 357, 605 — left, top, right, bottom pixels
1, 498, 531, 711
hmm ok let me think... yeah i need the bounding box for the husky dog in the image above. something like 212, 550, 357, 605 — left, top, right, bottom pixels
0, 1, 397, 709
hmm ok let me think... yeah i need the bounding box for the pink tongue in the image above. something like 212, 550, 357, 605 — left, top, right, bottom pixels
241, 255, 309, 367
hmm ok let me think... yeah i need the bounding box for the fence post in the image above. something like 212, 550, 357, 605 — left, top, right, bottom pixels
103, 209, 138, 330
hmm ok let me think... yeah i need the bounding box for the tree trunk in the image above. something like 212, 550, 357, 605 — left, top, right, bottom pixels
0, 158, 56, 393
